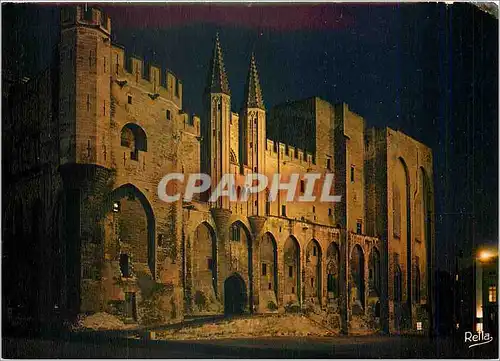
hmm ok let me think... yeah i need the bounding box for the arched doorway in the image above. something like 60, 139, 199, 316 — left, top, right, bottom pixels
350, 244, 365, 313
106, 184, 156, 276
224, 274, 247, 315
228, 221, 253, 310
103, 184, 155, 320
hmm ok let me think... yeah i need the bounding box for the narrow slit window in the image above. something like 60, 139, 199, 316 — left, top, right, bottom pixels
489, 286, 497, 303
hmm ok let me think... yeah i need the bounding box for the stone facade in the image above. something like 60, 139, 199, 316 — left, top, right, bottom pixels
3, 6, 435, 334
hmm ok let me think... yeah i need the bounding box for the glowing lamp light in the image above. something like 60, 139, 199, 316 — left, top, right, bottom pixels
476, 322, 483, 332
416, 322, 422, 331
478, 250, 493, 261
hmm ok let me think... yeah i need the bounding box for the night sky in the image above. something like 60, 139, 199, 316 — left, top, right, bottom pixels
2, 3, 498, 272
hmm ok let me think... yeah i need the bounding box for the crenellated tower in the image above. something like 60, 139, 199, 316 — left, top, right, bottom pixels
202, 33, 232, 209
240, 53, 266, 216
59, 6, 112, 168
58, 6, 114, 316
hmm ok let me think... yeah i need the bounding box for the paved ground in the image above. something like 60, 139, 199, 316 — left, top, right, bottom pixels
3, 333, 498, 358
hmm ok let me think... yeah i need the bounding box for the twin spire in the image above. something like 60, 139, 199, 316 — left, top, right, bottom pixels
206, 33, 231, 95
206, 33, 265, 110
242, 53, 265, 110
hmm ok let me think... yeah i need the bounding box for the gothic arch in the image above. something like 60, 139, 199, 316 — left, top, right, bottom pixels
191, 222, 217, 307
397, 157, 412, 303
326, 242, 340, 301
350, 244, 365, 311
305, 239, 322, 302
121, 123, 147, 151
283, 235, 300, 302
230, 148, 237, 164
224, 272, 247, 315
121, 123, 147, 160
230, 220, 252, 244
260, 232, 278, 297
106, 183, 156, 277
229, 221, 253, 303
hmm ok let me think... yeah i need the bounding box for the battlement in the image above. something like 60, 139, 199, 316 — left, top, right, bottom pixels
111, 45, 183, 109
179, 111, 201, 135
60, 6, 183, 109
61, 6, 111, 34
266, 139, 315, 167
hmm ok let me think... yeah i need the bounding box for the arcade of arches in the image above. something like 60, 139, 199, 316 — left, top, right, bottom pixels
2, 7, 435, 336
3, 173, 431, 334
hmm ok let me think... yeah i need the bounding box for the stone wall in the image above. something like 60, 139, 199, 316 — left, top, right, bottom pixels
2, 5, 434, 335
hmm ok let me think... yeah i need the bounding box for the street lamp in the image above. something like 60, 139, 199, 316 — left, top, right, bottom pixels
478, 250, 494, 262
475, 248, 497, 332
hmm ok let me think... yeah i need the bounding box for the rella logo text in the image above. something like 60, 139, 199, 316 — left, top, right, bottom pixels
464, 331, 494, 348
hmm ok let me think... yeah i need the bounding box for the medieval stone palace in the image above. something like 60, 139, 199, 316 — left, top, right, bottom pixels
3, 6, 435, 334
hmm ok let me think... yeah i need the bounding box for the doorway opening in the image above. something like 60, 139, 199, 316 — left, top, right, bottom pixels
224, 274, 247, 315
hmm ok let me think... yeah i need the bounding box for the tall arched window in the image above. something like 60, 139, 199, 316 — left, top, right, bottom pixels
120, 127, 134, 148
121, 123, 147, 161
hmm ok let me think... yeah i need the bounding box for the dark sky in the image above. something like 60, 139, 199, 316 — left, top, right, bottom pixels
2, 3, 498, 272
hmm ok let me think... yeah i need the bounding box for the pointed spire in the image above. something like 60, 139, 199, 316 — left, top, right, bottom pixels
206, 32, 230, 95
242, 52, 265, 110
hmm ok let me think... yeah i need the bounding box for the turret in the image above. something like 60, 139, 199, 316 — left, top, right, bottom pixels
201, 33, 232, 208
59, 6, 112, 168
240, 53, 266, 216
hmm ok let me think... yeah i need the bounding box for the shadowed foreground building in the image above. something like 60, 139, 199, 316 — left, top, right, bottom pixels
2, 6, 435, 335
